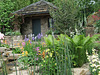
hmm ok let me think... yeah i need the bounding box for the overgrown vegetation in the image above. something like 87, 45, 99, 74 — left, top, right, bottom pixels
50, 0, 78, 35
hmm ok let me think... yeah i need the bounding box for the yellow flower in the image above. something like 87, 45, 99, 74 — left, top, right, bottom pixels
50, 53, 53, 57
22, 51, 28, 56
29, 40, 30, 43
55, 63, 57, 66
46, 49, 50, 52
41, 64, 43, 66
42, 42, 46, 47
43, 60, 45, 62
22, 52, 24, 56
25, 51, 28, 56
46, 55, 49, 58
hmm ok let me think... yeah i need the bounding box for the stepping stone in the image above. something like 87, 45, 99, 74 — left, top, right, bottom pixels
5, 48, 11, 51
3, 51, 12, 57
0, 47, 6, 54
9, 67, 19, 71
72, 68, 89, 75
7, 54, 21, 61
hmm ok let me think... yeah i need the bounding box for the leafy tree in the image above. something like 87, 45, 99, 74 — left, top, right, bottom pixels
50, 0, 78, 35
0, 0, 15, 32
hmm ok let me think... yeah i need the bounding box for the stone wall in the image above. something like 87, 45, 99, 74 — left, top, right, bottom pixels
20, 16, 49, 36
41, 17, 48, 36
21, 17, 32, 35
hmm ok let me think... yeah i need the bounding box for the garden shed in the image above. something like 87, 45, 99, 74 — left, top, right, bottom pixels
13, 0, 56, 36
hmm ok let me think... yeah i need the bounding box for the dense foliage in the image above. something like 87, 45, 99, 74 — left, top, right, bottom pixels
50, 0, 78, 35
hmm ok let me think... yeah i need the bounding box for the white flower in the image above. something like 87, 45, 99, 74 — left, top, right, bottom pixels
0, 32, 4, 39
89, 62, 92, 64
92, 68, 96, 72
90, 64, 96, 67
92, 55, 97, 59
98, 61, 100, 64
35, 36, 37, 40
96, 65, 100, 68
92, 59, 97, 62
92, 49, 96, 52
86, 51, 88, 55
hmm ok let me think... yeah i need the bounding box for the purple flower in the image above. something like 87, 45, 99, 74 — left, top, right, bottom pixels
24, 38, 29, 41
41, 33, 43, 37
32, 37, 35, 41
37, 33, 41, 39
36, 54, 38, 55
37, 33, 43, 39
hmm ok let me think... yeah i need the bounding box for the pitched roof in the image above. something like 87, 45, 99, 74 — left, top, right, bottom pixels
13, 0, 56, 16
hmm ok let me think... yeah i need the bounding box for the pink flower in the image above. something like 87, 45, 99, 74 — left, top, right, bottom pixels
22, 42, 25, 46
1, 40, 3, 43
36, 58, 38, 60
99, 9, 100, 12
36, 47, 39, 51
92, 15, 100, 21
0, 32, 4, 39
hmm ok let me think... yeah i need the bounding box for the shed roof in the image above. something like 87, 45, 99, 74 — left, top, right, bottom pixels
13, 0, 56, 16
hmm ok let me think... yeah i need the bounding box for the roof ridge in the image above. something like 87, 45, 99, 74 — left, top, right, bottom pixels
13, 0, 56, 14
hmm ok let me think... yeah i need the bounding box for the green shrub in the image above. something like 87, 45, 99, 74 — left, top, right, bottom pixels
5, 31, 21, 36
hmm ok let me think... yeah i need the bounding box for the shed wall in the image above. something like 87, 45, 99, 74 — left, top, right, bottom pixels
20, 16, 49, 36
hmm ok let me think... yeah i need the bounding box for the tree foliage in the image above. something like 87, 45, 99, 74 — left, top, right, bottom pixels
0, 0, 15, 32
50, 0, 78, 35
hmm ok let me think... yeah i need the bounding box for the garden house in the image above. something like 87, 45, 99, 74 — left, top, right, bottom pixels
13, 0, 56, 36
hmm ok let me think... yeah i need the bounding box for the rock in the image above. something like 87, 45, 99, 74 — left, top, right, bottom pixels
3, 51, 12, 57
7, 54, 21, 61
9, 67, 19, 71
3, 58, 7, 62
5, 48, 11, 51
8, 70, 29, 75
81, 63, 89, 68
72, 68, 89, 75
0, 47, 6, 54
86, 71, 91, 75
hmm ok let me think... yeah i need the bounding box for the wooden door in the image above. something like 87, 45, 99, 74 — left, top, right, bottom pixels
32, 19, 41, 36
